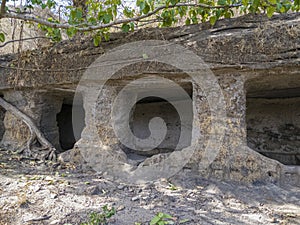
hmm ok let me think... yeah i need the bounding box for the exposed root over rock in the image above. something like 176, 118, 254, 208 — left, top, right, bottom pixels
0, 96, 56, 160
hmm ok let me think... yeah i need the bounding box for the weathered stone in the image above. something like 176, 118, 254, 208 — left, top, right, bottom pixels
0, 13, 299, 185
0, 105, 5, 142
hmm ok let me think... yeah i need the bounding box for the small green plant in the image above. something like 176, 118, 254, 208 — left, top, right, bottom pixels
150, 212, 174, 225
168, 182, 178, 191
81, 205, 116, 225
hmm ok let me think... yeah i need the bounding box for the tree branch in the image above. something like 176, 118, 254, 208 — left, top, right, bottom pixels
0, 36, 50, 48
1, 3, 242, 32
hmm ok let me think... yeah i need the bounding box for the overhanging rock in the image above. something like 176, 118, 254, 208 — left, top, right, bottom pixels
0, 13, 299, 185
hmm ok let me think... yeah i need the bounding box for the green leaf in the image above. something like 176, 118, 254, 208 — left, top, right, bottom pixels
267, 6, 276, 18
242, 0, 248, 6
66, 27, 77, 37
209, 15, 217, 25
76, 10, 82, 19
269, 0, 276, 4
121, 24, 130, 32
185, 18, 191, 25
157, 212, 164, 218
139, 1, 146, 11
47, 0, 56, 8
129, 22, 135, 31
252, 0, 260, 12
224, 11, 232, 18
276, 2, 282, 10
177, 6, 187, 17
217, 0, 227, 5
170, 0, 178, 6
124, 7, 134, 17
103, 33, 110, 41
215, 9, 222, 18
93, 36, 101, 46
143, 3, 150, 14
103, 14, 113, 23
161, 213, 173, 219
88, 17, 98, 25
0, 33, 5, 43
150, 216, 160, 225
280, 5, 286, 12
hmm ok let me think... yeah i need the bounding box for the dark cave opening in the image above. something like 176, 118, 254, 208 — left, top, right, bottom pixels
56, 95, 85, 151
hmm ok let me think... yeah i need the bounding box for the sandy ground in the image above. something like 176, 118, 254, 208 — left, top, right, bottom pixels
0, 150, 299, 225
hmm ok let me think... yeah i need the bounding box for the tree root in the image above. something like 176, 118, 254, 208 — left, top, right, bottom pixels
0, 96, 56, 161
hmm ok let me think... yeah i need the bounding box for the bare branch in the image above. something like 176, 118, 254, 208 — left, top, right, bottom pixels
0, 36, 50, 48
1, 3, 242, 32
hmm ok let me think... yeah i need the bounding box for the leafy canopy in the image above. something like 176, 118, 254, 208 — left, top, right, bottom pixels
0, 0, 299, 45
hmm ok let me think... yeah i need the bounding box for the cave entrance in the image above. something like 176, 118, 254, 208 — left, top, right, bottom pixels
56, 94, 85, 151
121, 82, 193, 163
246, 79, 300, 165
0, 93, 5, 142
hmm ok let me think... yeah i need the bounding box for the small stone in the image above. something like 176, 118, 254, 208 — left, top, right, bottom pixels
31, 184, 41, 193
142, 196, 149, 200
50, 193, 57, 199
117, 185, 125, 190
131, 196, 139, 201
117, 205, 125, 211
44, 176, 54, 181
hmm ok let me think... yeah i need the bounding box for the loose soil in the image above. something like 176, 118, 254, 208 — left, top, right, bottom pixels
0, 149, 299, 225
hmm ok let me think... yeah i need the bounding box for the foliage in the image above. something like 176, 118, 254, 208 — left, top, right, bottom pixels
150, 212, 175, 225
168, 182, 178, 190
81, 205, 116, 225
0, 0, 299, 45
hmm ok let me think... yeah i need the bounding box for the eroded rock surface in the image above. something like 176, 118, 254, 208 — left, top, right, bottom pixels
0, 13, 299, 185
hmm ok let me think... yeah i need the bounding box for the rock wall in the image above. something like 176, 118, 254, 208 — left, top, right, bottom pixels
76, 68, 283, 184
0, 13, 299, 184
247, 98, 300, 165
131, 99, 192, 152
0, 13, 299, 90
0, 90, 64, 152
1, 91, 31, 150
0, 107, 4, 142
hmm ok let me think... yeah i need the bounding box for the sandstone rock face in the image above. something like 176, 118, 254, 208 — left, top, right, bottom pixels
1, 91, 31, 150
0, 90, 74, 152
0, 106, 4, 142
0, 13, 299, 185
247, 98, 300, 165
